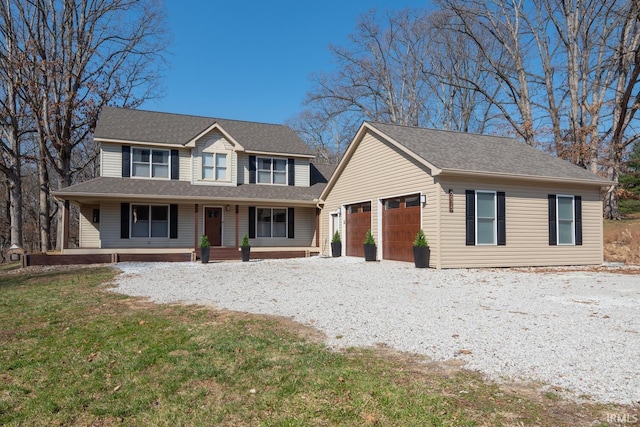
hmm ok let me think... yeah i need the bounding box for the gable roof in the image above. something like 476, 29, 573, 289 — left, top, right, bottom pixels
322, 122, 610, 199
94, 106, 315, 157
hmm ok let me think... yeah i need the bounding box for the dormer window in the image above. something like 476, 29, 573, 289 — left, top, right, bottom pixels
202, 152, 228, 181
258, 157, 287, 185
132, 148, 169, 178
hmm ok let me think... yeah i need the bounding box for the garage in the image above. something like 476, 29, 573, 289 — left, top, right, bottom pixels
382, 194, 421, 262
345, 202, 371, 257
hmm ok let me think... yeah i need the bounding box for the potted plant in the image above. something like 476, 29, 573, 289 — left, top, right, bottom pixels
331, 230, 342, 257
363, 229, 377, 261
241, 234, 251, 262
200, 234, 210, 264
413, 229, 430, 268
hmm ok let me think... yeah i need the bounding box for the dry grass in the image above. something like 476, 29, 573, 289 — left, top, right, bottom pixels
604, 213, 640, 265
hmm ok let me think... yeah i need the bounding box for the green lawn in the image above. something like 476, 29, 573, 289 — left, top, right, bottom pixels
0, 265, 629, 426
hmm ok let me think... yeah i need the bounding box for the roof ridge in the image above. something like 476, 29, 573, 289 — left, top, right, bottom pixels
367, 121, 518, 142
104, 106, 288, 128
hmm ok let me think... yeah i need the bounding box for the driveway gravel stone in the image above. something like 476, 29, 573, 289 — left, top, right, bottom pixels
112, 256, 640, 404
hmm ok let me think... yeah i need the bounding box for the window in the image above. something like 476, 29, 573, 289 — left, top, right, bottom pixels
131, 205, 169, 238
476, 191, 496, 245
257, 157, 287, 184
202, 153, 228, 181
466, 190, 505, 246
348, 202, 371, 214
257, 208, 287, 238
132, 148, 169, 178
385, 198, 401, 209
557, 195, 575, 245
405, 195, 420, 207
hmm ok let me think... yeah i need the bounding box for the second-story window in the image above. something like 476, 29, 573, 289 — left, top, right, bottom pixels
132, 148, 169, 178
257, 157, 286, 184
202, 153, 228, 181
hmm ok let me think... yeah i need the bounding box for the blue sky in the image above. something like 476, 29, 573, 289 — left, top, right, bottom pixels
140, 1, 431, 124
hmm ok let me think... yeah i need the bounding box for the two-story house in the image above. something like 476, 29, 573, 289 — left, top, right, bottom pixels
54, 107, 331, 261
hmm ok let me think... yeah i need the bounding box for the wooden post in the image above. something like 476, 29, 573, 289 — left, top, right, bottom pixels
315, 207, 321, 247
194, 204, 199, 250
62, 200, 70, 250
235, 205, 239, 248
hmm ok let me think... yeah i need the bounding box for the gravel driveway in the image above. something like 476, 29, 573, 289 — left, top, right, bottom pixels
112, 256, 640, 405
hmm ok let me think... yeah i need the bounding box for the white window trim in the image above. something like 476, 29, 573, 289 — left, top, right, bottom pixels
475, 190, 497, 246
201, 152, 229, 182
130, 204, 170, 239
556, 194, 575, 245
256, 156, 288, 185
131, 147, 171, 179
256, 207, 288, 238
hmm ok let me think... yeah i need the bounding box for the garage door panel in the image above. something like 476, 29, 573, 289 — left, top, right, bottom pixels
382, 195, 420, 262
346, 203, 371, 257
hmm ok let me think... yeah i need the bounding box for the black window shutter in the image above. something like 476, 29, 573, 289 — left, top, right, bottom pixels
288, 158, 295, 186
122, 146, 130, 177
574, 195, 582, 246
249, 155, 256, 184
548, 195, 557, 245
497, 192, 506, 246
120, 203, 130, 239
171, 150, 179, 180
248, 206, 256, 238
169, 204, 178, 239
288, 207, 295, 239
465, 190, 475, 246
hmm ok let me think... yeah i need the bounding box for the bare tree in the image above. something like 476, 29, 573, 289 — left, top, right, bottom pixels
11, 0, 168, 249
426, 10, 499, 133
307, 9, 434, 128
287, 106, 358, 165
438, 0, 538, 145
603, 1, 640, 219
0, 1, 30, 248
298, 8, 502, 159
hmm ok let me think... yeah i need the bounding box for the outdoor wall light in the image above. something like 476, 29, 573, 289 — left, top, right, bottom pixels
225, 205, 230, 212
420, 194, 427, 204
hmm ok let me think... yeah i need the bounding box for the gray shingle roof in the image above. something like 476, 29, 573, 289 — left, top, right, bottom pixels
368, 122, 611, 184
54, 177, 326, 203
94, 107, 314, 156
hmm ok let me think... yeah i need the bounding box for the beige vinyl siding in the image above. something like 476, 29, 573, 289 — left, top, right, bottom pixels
321, 131, 438, 264
101, 143, 122, 177
237, 154, 249, 184
179, 149, 191, 181
79, 205, 101, 248
236, 206, 317, 247
295, 159, 310, 187
438, 176, 603, 268
100, 201, 194, 248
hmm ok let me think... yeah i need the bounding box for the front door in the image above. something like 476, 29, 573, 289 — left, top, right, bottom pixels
204, 207, 222, 246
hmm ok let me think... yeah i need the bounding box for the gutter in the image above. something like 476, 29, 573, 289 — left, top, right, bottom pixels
52, 191, 320, 207
439, 168, 612, 187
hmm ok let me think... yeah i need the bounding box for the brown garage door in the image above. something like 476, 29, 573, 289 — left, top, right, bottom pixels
345, 202, 371, 257
382, 194, 421, 262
